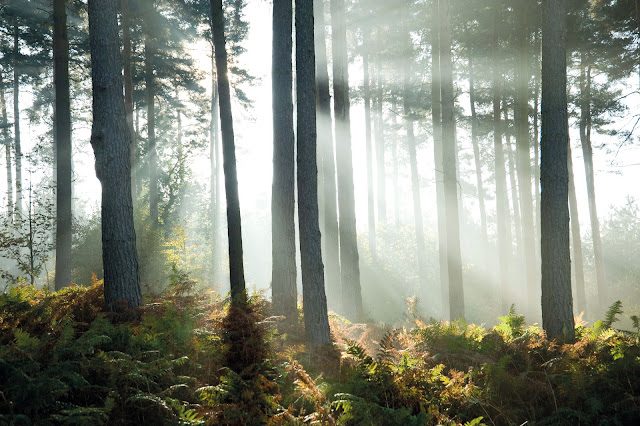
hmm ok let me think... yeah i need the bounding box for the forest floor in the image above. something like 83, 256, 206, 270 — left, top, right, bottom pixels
1, 279, 640, 425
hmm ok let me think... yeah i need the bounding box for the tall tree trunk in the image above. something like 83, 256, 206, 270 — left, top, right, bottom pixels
432, 0, 448, 313
314, 0, 340, 311
13, 25, 22, 219
440, 0, 464, 321
579, 57, 606, 312
330, 0, 363, 320
272, 0, 297, 318
210, 0, 246, 301
468, 49, 488, 254
1, 75, 12, 219
296, 0, 331, 344
144, 2, 158, 225
391, 94, 400, 227
210, 50, 220, 282
568, 140, 586, 316
122, 0, 137, 202
54, 0, 72, 290
362, 30, 376, 260
87, 0, 142, 310
375, 47, 386, 225
541, 0, 574, 340
533, 29, 541, 260
504, 103, 523, 258
514, 0, 537, 319
493, 11, 513, 314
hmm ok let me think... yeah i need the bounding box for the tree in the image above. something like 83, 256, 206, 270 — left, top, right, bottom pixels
122, 0, 136, 201
567, 140, 586, 315
540, 0, 574, 340
362, 27, 376, 260
330, 0, 362, 320
144, 0, 159, 226
87, 0, 142, 310
210, 0, 246, 301
0, 72, 12, 219
296, 0, 331, 344
53, 0, 72, 290
271, 0, 297, 318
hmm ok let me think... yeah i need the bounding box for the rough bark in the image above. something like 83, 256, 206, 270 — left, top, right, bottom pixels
314, 0, 340, 311
330, 0, 363, 321
272, 0, 297, 318
579, 57, 606, 312
210, 0, 246, 301
362, 30, 376, 260
54, 0, 72, 290
440, 0, 464, 321
540, 0, 574, 340
144, 2, 158, 225
296, 0, 331, 344
122, 0, 137, 202
1, 75, 12, 219
568, 141, 586, 316
375, 48, 386, 225
13, 25, 22, 218
88, 0, 142, 310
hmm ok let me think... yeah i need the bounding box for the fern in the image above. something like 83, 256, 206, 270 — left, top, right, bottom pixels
631, 315, 640, 334
603, 300, 623, 329
376, 329, 399, 364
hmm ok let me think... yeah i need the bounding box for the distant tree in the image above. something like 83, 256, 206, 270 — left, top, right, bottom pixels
122, 0, 136, 201
144, 0, 159, 226
0, 72, 12, 219
87, 0, 142, 310
567, 140, 586, 315
271, 0, 297, 318
362, 26, 376, 260
540, 0, 574, 340
210, 0, 246, 301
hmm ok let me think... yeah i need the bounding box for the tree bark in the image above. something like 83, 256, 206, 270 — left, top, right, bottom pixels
144, 2, 158, 225
330, 0, 363, 321
54, 0, 72, 290
88, 0, 142, 310
13, 25, 22, 219
541, 0, 574, 340
122, 0, 137, 202
210, 50, 220, 282
440, 0, 464, 321
362, 30, 376, 260
579, 57, 606, 313
533, 29, 541, 262
314, 0, 340, 312
504, 103, 523, 259
391, 94, 400, 228
1, 74, 12, 220
210, 0, 246, 301
272, 0, 297, 318
296, 0, 331, 344
375, 47, 386, 225
568, 141, 586, 316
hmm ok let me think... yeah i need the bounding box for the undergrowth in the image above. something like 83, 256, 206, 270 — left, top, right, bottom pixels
1, 282, 639, 425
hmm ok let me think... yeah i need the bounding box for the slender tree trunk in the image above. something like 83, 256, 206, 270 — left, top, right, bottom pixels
1, 75, 12, 219
493, 11, 513, 314
88, 0, 142, 310
391, 94, 400, 227
210, 50, 220, 282
296, 0, 331, 344
375, 48, 386, 224
541, 0, 574, 340
440, 0, 464, 321
504, 103, 523, 258
432, 0, 448, 313
468, 50, 488, 253
210, 0, 246, 301
330, 0, 363, 320
579, 57, 606, 312
13, 25, 22, 219
144, 2, 158, 225
54, 0, 72, 290
362, 31, 376, 260
533, 29, 541, 260
314, 0, 340, 311
272, 0, 297, 318
122, 0, 137, 202
568, 141, 586, 316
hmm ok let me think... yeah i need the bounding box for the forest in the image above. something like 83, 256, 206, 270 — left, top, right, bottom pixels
1, 0, 640, 424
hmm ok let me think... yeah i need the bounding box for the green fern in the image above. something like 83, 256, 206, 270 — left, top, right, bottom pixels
630, 315, 640, 334
376, 329, 399, 364
603, 300, 623, 329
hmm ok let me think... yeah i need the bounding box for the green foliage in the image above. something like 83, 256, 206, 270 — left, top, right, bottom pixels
495, 304, 526, 340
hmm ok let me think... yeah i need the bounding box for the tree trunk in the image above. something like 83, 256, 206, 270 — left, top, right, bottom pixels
440, 0, 464, 321
13, 25, 22, 219
271, 0, 297, 318
362, 30, 376, 260
540, 0, 574, 340
375, 48, 386, 225
330, 0, 363, 321
122, 0, 137, 202
533, 29, 541, 262
391, 94, 400, 227
568, 141, 586, 316
514, 0, 538, 320
210, 0, 246, 301
296, 0, 331, 344
504, 103, 523, 259
54, 0, 72, 290
210, 50, 220, 282
314, 0, 340, 312
1, 75, 12, 219
579, 57, 606, 313
432, 0, 448, 314
493, 10, 513, 314
87, 0, 142, 310
144, 2, 158, 225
